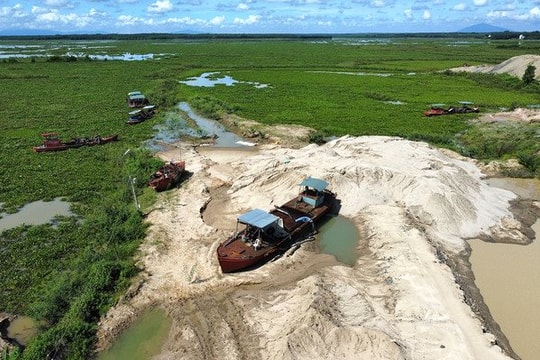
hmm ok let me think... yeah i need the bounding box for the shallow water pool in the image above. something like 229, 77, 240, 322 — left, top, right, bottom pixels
317, 215, 359, 266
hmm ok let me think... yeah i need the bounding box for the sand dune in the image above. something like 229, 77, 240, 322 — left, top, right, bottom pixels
96, 135, 538, 359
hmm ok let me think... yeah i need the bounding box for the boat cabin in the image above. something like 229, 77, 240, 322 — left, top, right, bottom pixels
235, 208, 288, 244
298, 176, 329, 207
127, 91, 149, 108
40, 132, 62, 146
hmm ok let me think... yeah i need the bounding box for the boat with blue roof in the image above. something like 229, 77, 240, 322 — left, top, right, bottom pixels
216, 176, 337, 273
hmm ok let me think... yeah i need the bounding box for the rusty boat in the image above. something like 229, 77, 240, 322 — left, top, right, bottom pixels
32, 133, 118, 152
148, 160, 186, 192
216, 177, 337, 273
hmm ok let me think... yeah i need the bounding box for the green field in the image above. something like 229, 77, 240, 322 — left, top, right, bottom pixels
1, 35, 539, 359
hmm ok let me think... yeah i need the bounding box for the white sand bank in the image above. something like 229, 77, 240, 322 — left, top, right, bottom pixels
97, 135, 531, 359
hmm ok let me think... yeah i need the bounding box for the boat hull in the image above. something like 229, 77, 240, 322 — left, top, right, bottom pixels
32, 134, 118, 152
148, 161, 186, 192
217, 250, 276, 273
217, 183, 337, 273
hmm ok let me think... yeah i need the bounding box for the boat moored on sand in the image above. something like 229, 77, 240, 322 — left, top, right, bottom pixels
148, 160, 186, 192
217, 176, 337, 273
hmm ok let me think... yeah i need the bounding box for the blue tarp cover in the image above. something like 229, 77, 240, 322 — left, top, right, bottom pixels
237, 208, 279, 229
299, 177, 328, 192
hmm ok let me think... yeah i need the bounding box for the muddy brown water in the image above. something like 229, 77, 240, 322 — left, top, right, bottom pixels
0, 198, 72, 231
470, 178, 540, 360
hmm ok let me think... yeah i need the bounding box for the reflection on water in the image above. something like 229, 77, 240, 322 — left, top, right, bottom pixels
180, 72, 270, 88
98, 307, 172, 360
178, 102, 248, 147
469, 178, 540, 360
77, 52, 156, 61
145, 102, 256, 151
0, 198, 72, 231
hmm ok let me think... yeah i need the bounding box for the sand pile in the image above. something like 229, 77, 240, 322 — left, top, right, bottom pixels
450, 54, 540, 79
96, 135, 533, 359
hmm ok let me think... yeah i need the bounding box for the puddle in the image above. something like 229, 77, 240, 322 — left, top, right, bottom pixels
97, 307, 172, 360
180, 72, 270, 88
6, 316, 38, 346
0, 198, 72, 231
317, 215, 359, 266
469, 177, 540, 360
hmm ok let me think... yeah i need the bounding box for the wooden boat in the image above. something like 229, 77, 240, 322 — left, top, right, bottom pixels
32, 133, 118, 152
216, 177, 337, 273
127, 91, 149, 108
84, 134, 119, 146
423, 104, 448, 117
424, 101, 479, 117
126, 105, 156, 125
148, 160, 186, 192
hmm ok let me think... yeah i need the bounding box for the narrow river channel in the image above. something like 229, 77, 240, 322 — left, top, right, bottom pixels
469, 178, 540, 360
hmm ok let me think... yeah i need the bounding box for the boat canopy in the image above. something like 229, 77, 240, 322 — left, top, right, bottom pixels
299, 177, 328, 192
129, 94, 146, 100
128, 91, 142, 96
238, 209, 279, 229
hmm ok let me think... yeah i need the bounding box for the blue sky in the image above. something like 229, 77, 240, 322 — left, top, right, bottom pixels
0, 0, 539, 35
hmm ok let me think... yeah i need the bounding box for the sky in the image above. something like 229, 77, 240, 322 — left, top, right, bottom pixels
0, 0, 539, 35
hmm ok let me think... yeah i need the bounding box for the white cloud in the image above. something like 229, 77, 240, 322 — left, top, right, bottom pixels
1, 4, 27, 18
404, 9, 413, 19
44, 0, 73, 8
233, 14, 261, 25
453, 3, 467, 11
209, 16, 225, 25
117, 15, 143, 26
148, 0, 173, 14
423, 10, 431, 20
473, 0, 487, 6
237, 3, 250, 11
487, 6, 540, 20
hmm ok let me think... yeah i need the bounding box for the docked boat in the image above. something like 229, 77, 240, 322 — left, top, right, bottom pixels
424, 101, 479, 117
126, 105, 156, 125
32, 133, 118, 152
127, 91, 149, 108
148, 160, 186, 192
216, 176, 337, 273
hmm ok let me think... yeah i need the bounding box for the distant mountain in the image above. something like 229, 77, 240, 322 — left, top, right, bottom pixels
459, 23, 509, 33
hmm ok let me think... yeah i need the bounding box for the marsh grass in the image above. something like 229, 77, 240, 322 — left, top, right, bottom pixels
1, 36, 539, 359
